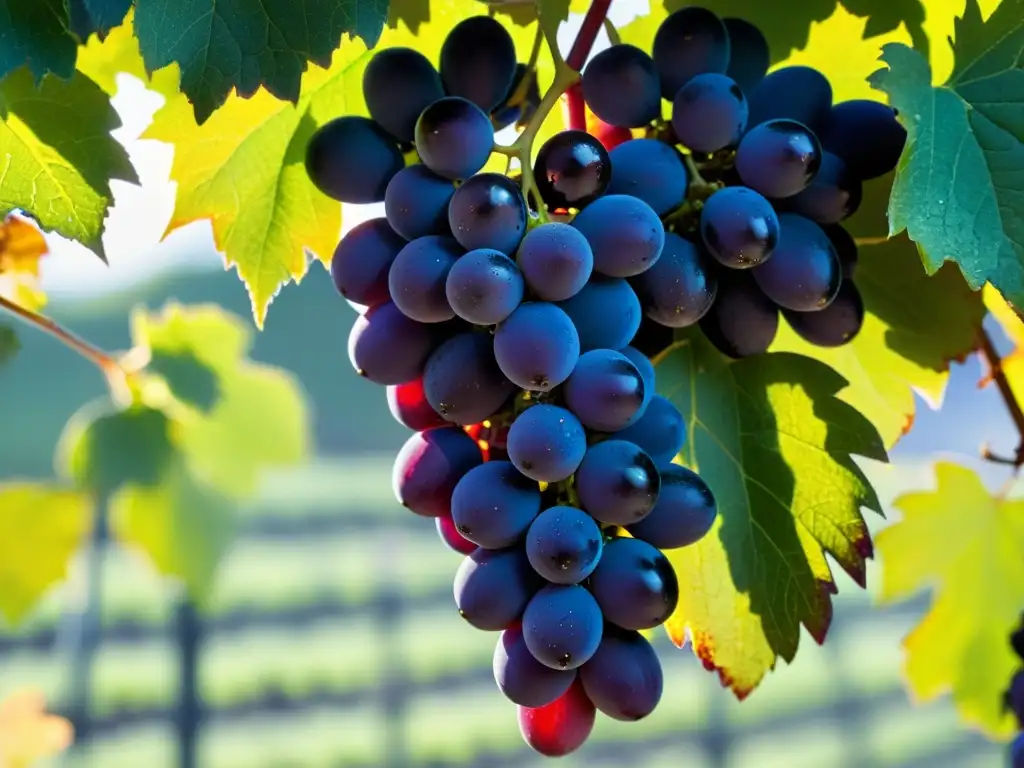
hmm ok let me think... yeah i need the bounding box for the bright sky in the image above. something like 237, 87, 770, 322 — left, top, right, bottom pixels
38, 3, 646, 300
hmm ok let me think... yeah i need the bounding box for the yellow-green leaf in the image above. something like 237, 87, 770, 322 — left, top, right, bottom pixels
74, 10, 179, 99
0, 483, 91, 624
0, 68, 137, 258
876, 462, 1024, 738
656, 334, 886, 698
110, 460, 236, 601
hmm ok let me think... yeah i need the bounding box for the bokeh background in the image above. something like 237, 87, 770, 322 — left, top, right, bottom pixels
0, 4, 1016, 767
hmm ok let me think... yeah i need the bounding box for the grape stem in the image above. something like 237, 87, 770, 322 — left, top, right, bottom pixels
978, 326, 1024, 471
0, 293, 134, 401
562, 0, 614, 131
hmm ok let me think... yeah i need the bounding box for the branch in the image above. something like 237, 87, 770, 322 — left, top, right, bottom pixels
0, 294, 132, 399
562, 0, 613, 132
978, 326, 1024, 469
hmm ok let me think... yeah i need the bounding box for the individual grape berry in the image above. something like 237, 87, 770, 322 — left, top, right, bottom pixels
581, 44, 662, 128
507, 404, 587, 483
436, 513, 477, 555
576, 440, 660, 525
454, 546, 541, 630
723, 17, 769, 95
746, 66, 833, 133
607, 138, 688, 217
783, 280, 865, 347
445, 249, 524, 325
518, 680, 596, 757
525, 506, 604, 585
523, 584, 604, 670
494, 302, 580, 391
330, 218, 406, 307
618, 346, 655, 414
564, 349, 647, 433
494, 624, 577, 708
440, 16, 518, 113
363, 48, 445, 142
348, 301, 437, 385
451, 461, 542, 549
384, 165, 455, 241
824, 224, 858, 279
613, 394, 685, 467
387, 377, 447, 431
628, 464, 717, 549
735, 119, 823, 199
305, 116, 404, 203
517, 222, 594, 302
493, 63, 542, 131
534, 130, 611, 211
700, 186, 780, 269
572, 194, 665, 278
788, 151, 862, 224
632, 232, 718, 328
579, 628, 663, 721
752, 214, 841, 312
448, 173, 527, 255
415, 97, 495, 181
672, 73, 748, 153
557, 276, 642, 352
820, 99, 906, 181
423, 332, 516, 425
388, 235, 461, 323
652, 7, 730, 100
393, 426, 483, 517
629, 318, 675, 359
699, 270, 780, 358
589, 536, 679, 630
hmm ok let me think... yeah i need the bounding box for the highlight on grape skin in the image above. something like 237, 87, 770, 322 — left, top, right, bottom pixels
308, 2, 907, 755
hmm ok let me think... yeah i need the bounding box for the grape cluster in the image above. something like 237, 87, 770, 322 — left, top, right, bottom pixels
579, 8, 907, 357
305, 13, 720, 757
1004, 620, 1024, 766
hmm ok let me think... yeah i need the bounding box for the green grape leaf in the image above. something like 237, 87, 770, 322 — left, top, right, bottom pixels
0, 483, 91, 624
110, 460, 236, 602
482, 0, 570, 28
655, 335, 887, 698
0, 68, 138, 259
771, 174, 985, 448
133, 0, 390, 124
0, 0, 77, 83
869, 0, 1024, 312
129, 303, 312, 497
67, 0, 133, 39
875, 462, 1024, 738
58, 403, 177, 497
387, 0, 430, 33
74, 9, 179, 99
0, 323, 18, 368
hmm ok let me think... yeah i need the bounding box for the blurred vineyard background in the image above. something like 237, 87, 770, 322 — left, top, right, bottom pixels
0, 258, 1011, 767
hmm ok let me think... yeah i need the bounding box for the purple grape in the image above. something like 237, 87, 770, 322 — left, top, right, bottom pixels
589, 536, 679, 630
330, 218, 405, 307
517, 222, 594, 302
422, 332, 516, 425
507, 404, 587, 483
451, 461, 542, 549
523, 584, 604, 670
612, 394, 685, 467
455, 546, 542, 630
348, 301, 437, 385
392, 426, 483, 517
564, 349, 647, 433
494, 624, 577, 707
580, 629, 663, 721
627, 464, 717, 549
445, 248, 524, 325
525, 506, 604, 585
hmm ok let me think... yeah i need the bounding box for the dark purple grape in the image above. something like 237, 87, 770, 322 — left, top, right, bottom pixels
564, 349, 647, 433
348, 301, 437, 384
736, 119, 822, 199
384, 165, 455, 240
393, 426, 483, 517
752, 214, 841, 311
618, 346, 655, 410
423, 332, 515, 425
631, 232, 718, 327
700, 186, 780, 269
579, 629, 663, 721
507, 404, 587, 483
455, 546, 542, 630
436, 513, 477, 555
612, 395, 685, 467
672, 73, 748, 153
557, 276, 642, 352
589, 537, 678, 630
448, 172, 527, 255
415, 97, 494, 180
820, 99, 906, 181
445, 248, 524, 325
388, 235, 461, 323
387, 377, 447, 431
723, 18, 769, 95
627, 464, 717, 549
306, 116, 404, 203
746, 66, 832, 134
576, 439, 660, 525
517, 222, 594, 301
494, 624, 577, 707
823, 224, 858, 279
523, 584, 604, 670
525, 506, 603, 585
573, 194, 665, 278
581, 44, 662, 128
783, 280, 864, 347
440, 16, 518, 113
534, 130, 611, 211
788, 151, 862, 224
607, 138, 688, 217
494, 302, 580, 391
699, 270, 779, 358
652, 7, 730, 99
451, 460, 542, 549
363, 48, 445, 142
330, 218, 405, 307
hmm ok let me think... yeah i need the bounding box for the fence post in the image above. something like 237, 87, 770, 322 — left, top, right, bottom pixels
175, 597, 202, 768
